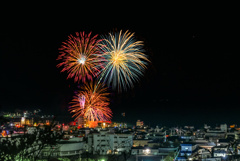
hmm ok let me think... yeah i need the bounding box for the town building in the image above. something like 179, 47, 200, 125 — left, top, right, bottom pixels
179, 143, 198, 157
212, 145, 228, 158
136, 120, 144, 128
132, 139, 153, 147
40, 136, 86, 159
220, 124, 227, 132
87, 129, 133, 155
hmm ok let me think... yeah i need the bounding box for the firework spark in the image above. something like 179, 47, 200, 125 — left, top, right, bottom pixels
57, 32, 102, 82
96, 30, 149, 91
69, 82, 112, 121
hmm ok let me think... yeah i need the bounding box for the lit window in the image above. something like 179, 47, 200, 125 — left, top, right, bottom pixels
143, 149, 151, 155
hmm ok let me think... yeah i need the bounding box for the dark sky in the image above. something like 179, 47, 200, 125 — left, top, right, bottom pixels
1, 7, 240, 127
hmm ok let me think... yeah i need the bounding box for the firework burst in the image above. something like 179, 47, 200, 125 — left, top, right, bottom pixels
96, 30, 149, 91
69, 82, 112, 121
57, 32, 102, 82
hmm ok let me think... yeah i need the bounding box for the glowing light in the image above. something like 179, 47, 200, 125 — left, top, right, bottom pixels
143, 148, 151, 155
69, 82, 112, 121
21, 117, 25, 124
96, 30, 149, 91
57, 32, 102, 83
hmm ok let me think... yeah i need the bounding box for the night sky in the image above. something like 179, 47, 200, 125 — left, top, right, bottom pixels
1, 8, 240, 127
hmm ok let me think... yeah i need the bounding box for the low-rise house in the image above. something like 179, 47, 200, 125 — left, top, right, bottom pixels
180, 135, 195, 142
217, 138, 231, 146
147, 140, 161, 148
179, 143, 198, 157
197, 148, 212, 159
133, 139, 153, 147
131, 146, 159, 155
131, 146, 178, 156
205, 129, 226, 142
134, 131, 148, 139
148, 133, 164, 139
194, 139, 216, 151
212, 145, 228, 158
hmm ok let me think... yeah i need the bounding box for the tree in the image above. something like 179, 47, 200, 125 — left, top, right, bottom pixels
0, 116, 9, 125
164, 152, 175, 161
0, 118, 63, 161
173, 139, 180, 147
162, 141, 171, 147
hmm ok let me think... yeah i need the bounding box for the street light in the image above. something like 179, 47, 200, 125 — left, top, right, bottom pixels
143, 148, 151, 155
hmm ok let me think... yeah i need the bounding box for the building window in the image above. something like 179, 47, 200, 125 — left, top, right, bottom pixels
107, 150, 112, 154
61, 151, 68, 155
70, 151, 75, 154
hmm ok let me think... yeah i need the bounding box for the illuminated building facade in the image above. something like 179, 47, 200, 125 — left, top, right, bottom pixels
77, 116, 86, 128
136, 120, 144, 127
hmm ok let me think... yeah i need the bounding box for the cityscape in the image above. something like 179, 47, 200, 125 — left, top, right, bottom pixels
1, 6, 239, 161
2, 109, 240, 161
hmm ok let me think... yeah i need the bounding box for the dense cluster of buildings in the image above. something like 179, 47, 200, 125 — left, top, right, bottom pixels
1, 111, 240, 160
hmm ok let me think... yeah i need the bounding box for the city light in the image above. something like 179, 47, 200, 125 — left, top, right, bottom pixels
143, 148, 151, 155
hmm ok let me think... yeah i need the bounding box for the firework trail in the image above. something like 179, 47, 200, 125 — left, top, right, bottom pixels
96, 30, 149, 91
57, 32, 102, 83
69, 82, 112, 121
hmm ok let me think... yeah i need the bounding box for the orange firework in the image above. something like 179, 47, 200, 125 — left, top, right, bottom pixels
57, 32, 102, 82
69, 82, 112, 121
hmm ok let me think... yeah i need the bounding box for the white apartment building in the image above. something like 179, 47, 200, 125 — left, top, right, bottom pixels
88, 129, 133, 155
